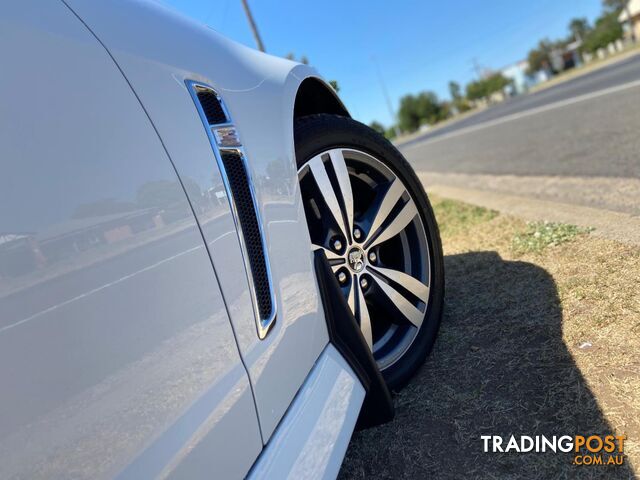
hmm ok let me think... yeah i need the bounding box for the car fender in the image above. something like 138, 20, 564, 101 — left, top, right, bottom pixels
63, 0, 350, 441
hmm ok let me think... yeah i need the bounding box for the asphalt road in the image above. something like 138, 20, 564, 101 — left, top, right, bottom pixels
400, 53, 640, 148
400, 54, 640, 214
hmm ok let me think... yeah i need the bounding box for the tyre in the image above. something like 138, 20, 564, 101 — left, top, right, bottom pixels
295, 114, 444, 390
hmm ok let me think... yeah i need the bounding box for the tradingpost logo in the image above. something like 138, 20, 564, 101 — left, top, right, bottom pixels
481, 435, 626, 466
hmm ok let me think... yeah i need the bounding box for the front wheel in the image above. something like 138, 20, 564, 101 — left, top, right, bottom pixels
295, 114, 444, 390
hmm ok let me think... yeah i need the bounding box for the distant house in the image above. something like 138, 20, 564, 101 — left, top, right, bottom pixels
619, 0, 640, 41
501, 61, 547, 95
550, 40, 582, 73
501, 61, 529, 95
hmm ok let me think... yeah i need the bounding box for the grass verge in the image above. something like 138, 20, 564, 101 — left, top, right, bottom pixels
340, 197, 640, 479
512, 221, 593, 254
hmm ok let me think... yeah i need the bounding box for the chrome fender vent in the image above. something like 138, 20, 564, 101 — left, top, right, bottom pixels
195, 88, 229, 125
187, 81, 276, 338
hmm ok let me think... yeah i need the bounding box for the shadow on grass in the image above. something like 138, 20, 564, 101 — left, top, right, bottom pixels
340, 251, 634, 479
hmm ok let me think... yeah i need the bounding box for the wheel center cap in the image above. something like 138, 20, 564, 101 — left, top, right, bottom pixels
347, 247, 365, 272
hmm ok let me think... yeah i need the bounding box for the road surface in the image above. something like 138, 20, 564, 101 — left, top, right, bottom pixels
400, 53, 640, 149
400, 53, 640, 215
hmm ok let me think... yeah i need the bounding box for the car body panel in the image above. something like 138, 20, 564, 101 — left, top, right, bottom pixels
0, 2, 261, 478
248, 345, 365, 480
63, 0, 331, 440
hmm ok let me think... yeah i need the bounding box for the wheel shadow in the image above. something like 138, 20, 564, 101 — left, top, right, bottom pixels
340, 251, 634, 479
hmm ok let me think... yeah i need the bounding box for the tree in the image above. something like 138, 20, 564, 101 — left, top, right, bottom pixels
448, 81, 462, 102
569, 17, 591, 42
602, 0, 627, 11
328, 80, 340, 92
397, 91, 447, 132
384, 126, 397, 140
448, 80, 472, 113
485, 73, 511, 94
526, 39, 554, 75
465, 73, 511, 102
397, 95, 420, 132
582, 11, 624, 52
369, 121, 385, 136
285, 53, 309, 65
465, 80, 486, 101
438, 101, 452, 120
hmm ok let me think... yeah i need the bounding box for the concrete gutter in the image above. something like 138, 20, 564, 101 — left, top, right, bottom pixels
420, 177, 640, 247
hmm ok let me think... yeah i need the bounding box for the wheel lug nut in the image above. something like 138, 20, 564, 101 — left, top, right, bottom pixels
353, 228, 362, 241
333, 239, 343, 252
337, 271, 347, 284
360, 277, 369, 289
368, 251, 377, 263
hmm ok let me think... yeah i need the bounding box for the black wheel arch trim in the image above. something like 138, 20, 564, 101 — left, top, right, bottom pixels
314, 250, 394, 430
294, 77, 350, 119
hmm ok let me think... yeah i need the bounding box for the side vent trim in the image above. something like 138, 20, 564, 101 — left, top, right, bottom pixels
186, 80, 276, 339
195, 88, 229, 125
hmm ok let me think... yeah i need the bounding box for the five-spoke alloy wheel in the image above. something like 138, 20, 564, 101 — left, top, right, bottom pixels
295, 114, 444, 390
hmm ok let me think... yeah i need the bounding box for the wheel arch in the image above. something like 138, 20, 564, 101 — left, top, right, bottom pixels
293, 77, 351, 119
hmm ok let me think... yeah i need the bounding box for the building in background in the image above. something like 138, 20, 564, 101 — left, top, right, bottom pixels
501, 60, 548, 95
550, 40, 582, 73
619, 0, 640, 41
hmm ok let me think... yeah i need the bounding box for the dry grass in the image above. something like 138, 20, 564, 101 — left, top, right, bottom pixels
340, 197, 640, 479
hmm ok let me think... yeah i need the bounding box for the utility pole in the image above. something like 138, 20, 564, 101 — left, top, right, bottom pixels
471, 58, 483, 80
240, 0, 266, 52
372, 57, 401, 137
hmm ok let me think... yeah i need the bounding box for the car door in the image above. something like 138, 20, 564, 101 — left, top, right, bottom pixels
63, 0, 331, 441
0, 2, 261, 478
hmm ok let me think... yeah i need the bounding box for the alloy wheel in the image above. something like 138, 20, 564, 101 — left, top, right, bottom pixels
298, 148, 432, 370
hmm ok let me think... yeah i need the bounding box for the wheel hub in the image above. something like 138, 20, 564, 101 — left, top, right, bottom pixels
347, 246, 365, 272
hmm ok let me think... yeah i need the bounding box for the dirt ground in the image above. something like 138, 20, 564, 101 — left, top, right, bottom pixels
339, 197, 640, 479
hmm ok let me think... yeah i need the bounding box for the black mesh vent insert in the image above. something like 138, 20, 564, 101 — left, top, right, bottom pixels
196, 88, 228, 125
220, 151, 273, 319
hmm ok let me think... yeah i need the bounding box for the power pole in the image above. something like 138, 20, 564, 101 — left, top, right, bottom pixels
372, 57, 401, 137
240, 0, 266, 52
471, 58, 483, 80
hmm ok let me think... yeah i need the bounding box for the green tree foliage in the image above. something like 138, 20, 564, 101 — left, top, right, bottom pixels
526, 39, 554, 75
448, 80, 472, 112
455, 99, 472, 113
384, 126, 397, 140
448, 81, 462, 101
465, 73, 511, 101
438, 101, 452, 120
369, 121, 385, 135
328, 80, 340, 92
285, 53, 309, 64
488, 73, 512, 92
465, 81, 484, 101
582, 11, 624, 52
569, 17, 591, 42
602, 0, 627, 12
397, 91, 448, 132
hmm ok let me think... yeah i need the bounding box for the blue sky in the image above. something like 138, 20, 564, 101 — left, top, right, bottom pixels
160, 0, 603, 126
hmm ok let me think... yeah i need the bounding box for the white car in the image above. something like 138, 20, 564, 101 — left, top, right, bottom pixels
0, 1, 444, 478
